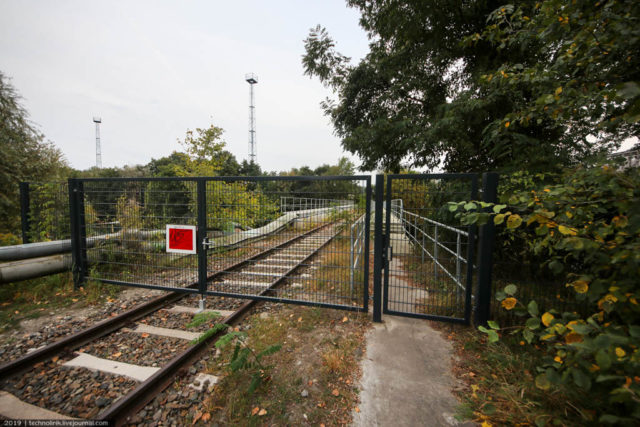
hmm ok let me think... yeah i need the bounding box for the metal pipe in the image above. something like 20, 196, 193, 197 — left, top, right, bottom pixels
0, 230, 162, 261
0, 254, 72, 284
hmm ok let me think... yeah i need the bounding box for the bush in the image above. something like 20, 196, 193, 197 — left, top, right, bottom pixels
450, 164, 640, 424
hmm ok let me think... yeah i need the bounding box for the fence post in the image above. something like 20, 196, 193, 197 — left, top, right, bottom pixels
372, 174, 385, 322
19, 182, 31, 244
68, 179, 87, 289
456, 233, 462, 302
475, 172, 499, 326
197, 179, 208, 301
350, 224, 354, 298
362, 177, 372, 314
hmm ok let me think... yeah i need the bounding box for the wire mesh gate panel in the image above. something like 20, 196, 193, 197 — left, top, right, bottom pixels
379, 174, 478, 324
69, 176, 371, 312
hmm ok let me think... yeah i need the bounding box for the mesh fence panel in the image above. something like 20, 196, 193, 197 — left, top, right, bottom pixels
80, 179, 198, 290
384, 175, 477, 321
74, 177, 370, 311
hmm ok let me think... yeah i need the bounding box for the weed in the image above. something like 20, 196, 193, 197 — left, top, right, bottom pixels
215, 327, 282, 395
186, 311, 221, 329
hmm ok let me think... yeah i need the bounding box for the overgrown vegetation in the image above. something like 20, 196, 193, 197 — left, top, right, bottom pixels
303, 0, 639, 173
201, 305, 368, 426
450, 163, 640, 424
0, 272, 120, 334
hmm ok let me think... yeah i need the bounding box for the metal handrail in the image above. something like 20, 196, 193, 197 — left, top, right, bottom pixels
280, 196, 354, 213
389, 205, 469, 291
349, 213, 367, 296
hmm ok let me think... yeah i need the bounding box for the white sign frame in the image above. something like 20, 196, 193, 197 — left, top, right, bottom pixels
166, 224, 197, 254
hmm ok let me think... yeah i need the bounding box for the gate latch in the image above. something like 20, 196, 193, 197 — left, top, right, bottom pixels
202, 237, 215, 249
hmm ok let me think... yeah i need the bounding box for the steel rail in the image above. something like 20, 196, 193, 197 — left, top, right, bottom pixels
0, 224, 328, 381
98, 226, 342, 425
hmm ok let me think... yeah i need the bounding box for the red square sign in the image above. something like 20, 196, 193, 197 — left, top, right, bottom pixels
166, 225, 197, 254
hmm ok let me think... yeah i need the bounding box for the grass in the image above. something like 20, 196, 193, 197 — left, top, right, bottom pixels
0, 271, 121, 334
442, 325, 598, 426
201, 304, 369, 426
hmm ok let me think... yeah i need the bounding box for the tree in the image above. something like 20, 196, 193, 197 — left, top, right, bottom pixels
238, 160, 262, 177
0, 72, 67, 236
468, 1, 640, 166
302, 1, 638, 173
177, 124, 227, 176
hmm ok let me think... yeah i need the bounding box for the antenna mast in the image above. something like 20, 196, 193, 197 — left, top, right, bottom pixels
245, 73, 258, 163
93, 116, 102, 168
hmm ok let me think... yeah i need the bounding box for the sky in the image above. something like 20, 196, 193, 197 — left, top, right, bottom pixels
0, 0, 370, 173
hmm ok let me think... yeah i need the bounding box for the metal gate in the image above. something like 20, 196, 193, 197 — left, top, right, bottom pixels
372, 173, 497, 325
66, 173, 496, 323
69, 176, 372, 313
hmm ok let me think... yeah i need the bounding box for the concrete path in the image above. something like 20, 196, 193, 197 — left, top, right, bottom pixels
353, 315, 474, 427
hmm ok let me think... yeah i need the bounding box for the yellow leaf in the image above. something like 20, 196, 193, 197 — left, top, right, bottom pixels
297, 317, 302, 322
342, 316, 348, 323
251, 407, 260, 416
570, 280, 589, 294
112, 352, 122, 358
481, 422, 493, 427
615, 347, 626, 358
505, 121, 510, 128
355, 407, 360, 413
201, 413, 211, 422
506, 214, 523, 229
541, 312, 554, 327
332, 389, 340, 396
555, 87, 563, 95
141, 333, 150, 338
258, 408, 267, 416
554, 356, 563, 364
558, 225, 577, 236
501, 297, 517, 310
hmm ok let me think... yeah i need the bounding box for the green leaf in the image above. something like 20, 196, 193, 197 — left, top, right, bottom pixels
599, 414, 623, 424
523, 328, 534, 343
504, 284, 518, 296
525, 317, 541, 330
487, 320, 500, 330
535, 374, 551, 390
478, 326, 499, 343
494, 213, 506, 225
248, 375, 262, 394
492, 204, 507, 213
629, 325, 640, 338
527, 300, 539, 316
548, 260, 563, 275
596, 375, 624, 383
571, 368, 591, 390
447, 202, 459, 212
595, 349, 611, 370
464, 202, 478, 211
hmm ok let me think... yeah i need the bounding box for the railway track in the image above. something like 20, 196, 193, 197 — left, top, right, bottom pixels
0, 223, 340, 425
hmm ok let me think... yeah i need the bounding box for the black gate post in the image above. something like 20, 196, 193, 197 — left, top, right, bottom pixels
362, 176, 372, 314
19, 182, 31, 244
197, 179, 208, 296
475, 172, 499, 326
372, 174, 385, 322
68, 178, 86, 289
